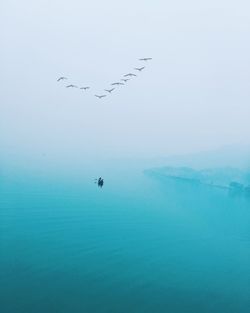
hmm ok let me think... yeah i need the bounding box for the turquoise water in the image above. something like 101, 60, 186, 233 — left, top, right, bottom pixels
1, 164, 250, 313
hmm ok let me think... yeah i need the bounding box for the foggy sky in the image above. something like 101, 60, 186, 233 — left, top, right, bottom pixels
1, 0, 250, 164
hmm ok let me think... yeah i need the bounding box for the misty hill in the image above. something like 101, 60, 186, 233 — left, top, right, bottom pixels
145, 166, 250, 193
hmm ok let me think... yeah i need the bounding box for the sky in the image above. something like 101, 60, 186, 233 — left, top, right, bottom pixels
1, 0, 250, 167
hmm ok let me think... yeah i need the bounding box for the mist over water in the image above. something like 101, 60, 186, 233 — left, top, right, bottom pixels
1, 160, 250, 313
1, 0, 250, 312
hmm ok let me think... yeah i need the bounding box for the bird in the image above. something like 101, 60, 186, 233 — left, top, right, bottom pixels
95, 95, 106, 99
57, 76, 67, 81
139, 58, 152, 61
124, 73, 136, 77
111, 82, 124, 86
134, 66, 145, 71
105, 88, 115, 93
80, 87, 90, 90
66, 84, 78, 88
121, 79, 130, 82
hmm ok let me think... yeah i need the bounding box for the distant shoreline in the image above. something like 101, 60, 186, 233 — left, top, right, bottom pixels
144, 167, 250, 196
145, 169, 229, 189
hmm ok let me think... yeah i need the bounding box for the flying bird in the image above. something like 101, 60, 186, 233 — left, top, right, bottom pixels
105, 88, 115, 93
121, 79, 130, 82
95, 95, 106, 99
134, 66, 145, 71
80, 87, 90, 90
124, 73, 136, 77
66, 84, 78, 88
57, 76, 67, 81
139, 58, 152, 61
111, 82, 124, 86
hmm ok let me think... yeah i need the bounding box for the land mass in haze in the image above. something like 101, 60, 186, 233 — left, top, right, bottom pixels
142, 145, 250, 194
144, 166, 250, 194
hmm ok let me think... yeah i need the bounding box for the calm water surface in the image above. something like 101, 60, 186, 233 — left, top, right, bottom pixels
0, 165, 250, 313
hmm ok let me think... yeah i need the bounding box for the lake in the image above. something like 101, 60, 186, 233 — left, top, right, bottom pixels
1, 163, 250, 313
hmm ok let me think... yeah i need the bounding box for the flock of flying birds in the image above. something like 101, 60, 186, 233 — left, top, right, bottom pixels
57, 57, 152, 99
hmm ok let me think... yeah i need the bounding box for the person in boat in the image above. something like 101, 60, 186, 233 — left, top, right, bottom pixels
98, 178, 104, 188
94, 177, 104, 188
95, 177, 104, 188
